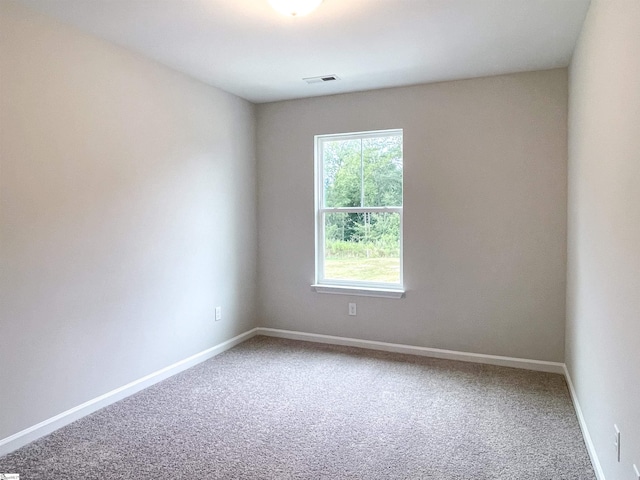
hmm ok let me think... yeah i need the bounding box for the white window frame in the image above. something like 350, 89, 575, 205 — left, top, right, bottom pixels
313, 129, 405, 299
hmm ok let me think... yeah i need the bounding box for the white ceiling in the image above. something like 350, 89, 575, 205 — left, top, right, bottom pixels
14, 0, 591, 103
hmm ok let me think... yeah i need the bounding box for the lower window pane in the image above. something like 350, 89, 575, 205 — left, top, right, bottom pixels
323, 212, 400, 284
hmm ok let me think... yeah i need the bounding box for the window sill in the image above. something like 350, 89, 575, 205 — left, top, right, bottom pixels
311, 284, 405, 299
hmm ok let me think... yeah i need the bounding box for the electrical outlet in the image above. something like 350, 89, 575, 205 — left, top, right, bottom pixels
633, 464, 639, 480
614, 425, 621, 462
215, 306, 222, 321
348, 303, 356, 316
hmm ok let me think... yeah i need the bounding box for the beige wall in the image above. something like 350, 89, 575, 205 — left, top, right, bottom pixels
567, 1, 640, 478
0, 1, 257, 440
257, 69, 568, 362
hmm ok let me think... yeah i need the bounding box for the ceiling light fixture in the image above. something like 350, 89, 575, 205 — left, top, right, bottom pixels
268, 0, 323, 17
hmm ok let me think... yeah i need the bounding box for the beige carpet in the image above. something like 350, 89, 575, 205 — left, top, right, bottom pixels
0, 336, 595, 479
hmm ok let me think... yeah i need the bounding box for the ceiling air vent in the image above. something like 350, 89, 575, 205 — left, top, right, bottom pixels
303, 75, 340, 84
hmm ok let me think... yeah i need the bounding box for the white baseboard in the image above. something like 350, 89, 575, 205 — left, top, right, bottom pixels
563, 365, 606, 480
256, 327, 566, 374
0, 328, 258, 457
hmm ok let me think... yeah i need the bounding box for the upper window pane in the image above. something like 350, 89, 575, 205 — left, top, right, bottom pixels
363, 134, 403, 207
322, 138, 362, 208
322, 133, 403, 209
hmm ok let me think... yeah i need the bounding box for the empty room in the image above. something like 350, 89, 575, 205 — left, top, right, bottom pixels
0, 0, 638, 479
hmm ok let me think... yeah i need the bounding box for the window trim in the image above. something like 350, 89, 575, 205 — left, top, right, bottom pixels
314, 129, 404, 296
311, 284, 406, 299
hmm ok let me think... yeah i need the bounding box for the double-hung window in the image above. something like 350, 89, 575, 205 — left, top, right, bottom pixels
314, 129, 404, 297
